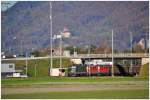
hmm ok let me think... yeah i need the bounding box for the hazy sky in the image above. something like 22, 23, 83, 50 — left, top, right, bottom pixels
1, 1, 17, 11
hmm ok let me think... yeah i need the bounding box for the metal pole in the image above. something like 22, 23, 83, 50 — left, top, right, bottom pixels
20, 40, 23, 56
34, 61, 37, 77
25, 52, 28, 76
13, 37, 16, 55
49, 2, 53, 75
89, 66, 91, 77
74, 46, 75, 57
111, 30, 114, 77
130, 32, 133, 74
2, 41, 5, 52
9, 46, 11, 54
60, 36, 62, 69
88, 45, 91, 77
73, 46, 76, 57
88, 45, 91, 62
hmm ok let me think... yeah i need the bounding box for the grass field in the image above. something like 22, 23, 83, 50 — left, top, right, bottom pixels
140, 63, 149, 77
2, 76, 149, 99
2, 89, 148, 99
2, 58, 72, 77
2, 76, 148, 86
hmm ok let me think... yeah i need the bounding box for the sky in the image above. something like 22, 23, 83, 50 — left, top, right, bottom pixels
1, 1, 17, 11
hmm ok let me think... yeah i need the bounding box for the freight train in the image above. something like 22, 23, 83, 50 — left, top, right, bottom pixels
68, 60, 112, 77
68, 58, 140, 77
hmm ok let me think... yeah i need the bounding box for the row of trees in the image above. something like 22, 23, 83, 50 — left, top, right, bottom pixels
31, 41, 148, 57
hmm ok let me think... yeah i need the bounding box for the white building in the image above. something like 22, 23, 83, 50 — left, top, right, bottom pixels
63, 50, 70, 57
1, 63, 26, 78
50, 68, 67, 76
61, 27, 71, 38
1, 63, 15, 77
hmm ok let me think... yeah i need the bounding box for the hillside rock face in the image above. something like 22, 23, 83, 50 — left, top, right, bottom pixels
1, 1, 149, 54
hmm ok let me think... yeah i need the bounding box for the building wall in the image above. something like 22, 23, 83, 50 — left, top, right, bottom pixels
1, 63, 15, 73
141, 58, 149, 65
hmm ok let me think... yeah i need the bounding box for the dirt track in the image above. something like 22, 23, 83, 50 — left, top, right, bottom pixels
2, 81, 148, 95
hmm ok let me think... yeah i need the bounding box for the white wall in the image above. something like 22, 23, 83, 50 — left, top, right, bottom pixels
141, 58, 149, 65
50, 68, 60, 76
1, 64, 15, 73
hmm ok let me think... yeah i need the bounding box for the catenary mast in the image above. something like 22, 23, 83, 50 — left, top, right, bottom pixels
49, 2, 53, 75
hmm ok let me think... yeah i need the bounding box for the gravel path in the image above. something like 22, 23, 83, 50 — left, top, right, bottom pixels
2, 81, 148, 95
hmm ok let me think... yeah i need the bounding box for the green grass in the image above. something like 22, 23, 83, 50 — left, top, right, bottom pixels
2, 89, 149, 99
2, 58, 72, 77
2, 76, 148, 86
140, 63, 149, 77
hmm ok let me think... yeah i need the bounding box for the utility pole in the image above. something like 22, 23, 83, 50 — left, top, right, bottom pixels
25, 52, 28, 76
49, 2, 53, 75
13, 37, 16, 55
34, 60, 37, 77
9, 46, 11, 55
88, 45, 91, 62
88, 45, 91, 77
130, 32, 133, 74
111, 30, 114, 77
60, 35, 62, 69
2, 41, 5, 52
20, 40, 23, 56
73, 46, 76, 57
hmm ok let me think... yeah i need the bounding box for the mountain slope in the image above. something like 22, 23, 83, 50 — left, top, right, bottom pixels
1, 1, 149, 54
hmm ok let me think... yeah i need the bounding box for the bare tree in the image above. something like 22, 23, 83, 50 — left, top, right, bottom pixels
95, 40, 111, 54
